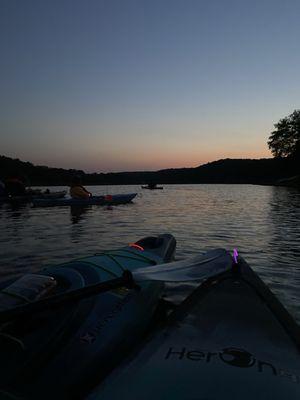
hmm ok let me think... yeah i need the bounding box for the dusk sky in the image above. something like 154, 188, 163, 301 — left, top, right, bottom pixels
1, 0, 299, 172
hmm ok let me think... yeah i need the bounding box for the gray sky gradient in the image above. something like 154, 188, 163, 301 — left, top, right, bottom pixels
1, 0, 299, 172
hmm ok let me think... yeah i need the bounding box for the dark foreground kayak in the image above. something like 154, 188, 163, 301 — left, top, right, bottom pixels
32, 193, 137, 207
0, 234, 176, 399
89, 250, 300, 400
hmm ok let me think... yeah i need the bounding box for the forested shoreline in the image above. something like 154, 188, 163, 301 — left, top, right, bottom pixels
0, 155, 298, 186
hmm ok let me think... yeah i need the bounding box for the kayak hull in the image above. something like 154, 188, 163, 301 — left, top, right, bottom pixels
89, 254, 300, 400
0, 234, 176, 399
32, 193, 137, 207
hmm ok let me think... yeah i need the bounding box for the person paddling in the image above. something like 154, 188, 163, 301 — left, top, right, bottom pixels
69, 176, 92, 199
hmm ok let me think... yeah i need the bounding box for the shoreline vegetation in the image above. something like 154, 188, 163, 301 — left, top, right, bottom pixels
0, 155, 299, 188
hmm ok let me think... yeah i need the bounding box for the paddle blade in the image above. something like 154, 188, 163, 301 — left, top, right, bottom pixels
133, 249, 232, 282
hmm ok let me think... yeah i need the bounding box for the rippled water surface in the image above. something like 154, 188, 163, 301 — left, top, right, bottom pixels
1, 184, 300, 322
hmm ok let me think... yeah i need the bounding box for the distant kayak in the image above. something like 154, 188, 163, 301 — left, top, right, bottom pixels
0, 190, 67, 203
89, 251, 300, 400
0, 234, 176, 399
36, 190, 67, 199
32, 193, 137, 207
141, 186, 163, 190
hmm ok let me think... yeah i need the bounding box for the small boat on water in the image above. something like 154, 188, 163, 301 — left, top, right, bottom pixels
35, 190, 67, 199
32, 193, 137, 207
141, 185, 163, 190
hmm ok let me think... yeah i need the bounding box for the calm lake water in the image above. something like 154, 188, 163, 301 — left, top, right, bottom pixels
0, 184, 299, 323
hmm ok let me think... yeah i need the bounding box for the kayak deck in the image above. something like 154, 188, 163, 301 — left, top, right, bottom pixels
89, 255, 300, 400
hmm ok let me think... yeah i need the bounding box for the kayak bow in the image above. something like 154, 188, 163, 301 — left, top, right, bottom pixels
89, 251, 300, 400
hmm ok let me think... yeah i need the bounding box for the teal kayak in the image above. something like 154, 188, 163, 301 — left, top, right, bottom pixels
88, 250, 300, 400
0, 234, 176, 399
32, 193, 137, 207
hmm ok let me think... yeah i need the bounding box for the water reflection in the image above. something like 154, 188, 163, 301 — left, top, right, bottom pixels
267, 187, 300, 259
70, 206, 89, 224
265, 186, 300, 321
0, 184, 299, 323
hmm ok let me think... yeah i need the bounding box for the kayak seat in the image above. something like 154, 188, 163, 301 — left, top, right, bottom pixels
48, 262, 103, 286
41, 266, 85, 294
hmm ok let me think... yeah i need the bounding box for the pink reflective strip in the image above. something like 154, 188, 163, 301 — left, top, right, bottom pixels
233, 248, 239, 264
129, 243, 144, 251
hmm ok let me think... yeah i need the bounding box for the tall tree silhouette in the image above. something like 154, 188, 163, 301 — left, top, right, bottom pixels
268, 110, 300, 158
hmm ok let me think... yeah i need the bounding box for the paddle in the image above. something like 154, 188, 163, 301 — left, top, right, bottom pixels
134, 249, 232, 282
0, 249, 235, 323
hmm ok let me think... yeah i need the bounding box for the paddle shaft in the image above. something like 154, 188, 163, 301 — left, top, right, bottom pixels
0, 270, 137, 323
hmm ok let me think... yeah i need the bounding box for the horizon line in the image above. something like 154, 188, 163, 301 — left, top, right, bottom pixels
1, 154, 274, 175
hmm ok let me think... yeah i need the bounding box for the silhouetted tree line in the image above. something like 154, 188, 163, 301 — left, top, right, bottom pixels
0, 110, 298, 186
268, 109, 300, 161
0, 155, 296, 186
